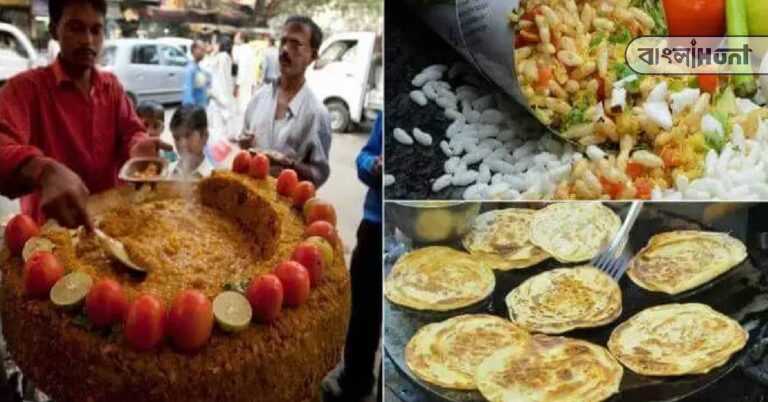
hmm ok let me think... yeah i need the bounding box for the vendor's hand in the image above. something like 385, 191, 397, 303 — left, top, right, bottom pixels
38, 160, 94, 231
238, 131, 255, 150
265, 150, 292, 167
130, 137, 173, 158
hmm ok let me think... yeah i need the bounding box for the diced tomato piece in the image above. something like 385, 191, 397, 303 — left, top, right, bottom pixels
599, 177, 625, 199
515, 30, 540, 48
698, 74, 719, 94
520, 6, 543, 21
664, 0, 725, 37
536, 66, 553, 89
625, 162, 647, 179
660, 147, 681, 168
596, 77, 607, 102
634, 178, 653, 200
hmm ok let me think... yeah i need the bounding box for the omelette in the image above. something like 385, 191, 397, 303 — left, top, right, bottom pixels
530, 203, 621, 263
608, 303, 747, 376
505, 266, 622, 334
405, 314, 531, 390
476, 335, 623, 402
384, 246, 495, 311
462, 208, 550, 270
627, 231, 747, 295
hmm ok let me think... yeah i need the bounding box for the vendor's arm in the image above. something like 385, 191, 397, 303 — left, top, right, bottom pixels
0, 80, 93, 229
0, 78, 43, 198
356, 113, 382, 189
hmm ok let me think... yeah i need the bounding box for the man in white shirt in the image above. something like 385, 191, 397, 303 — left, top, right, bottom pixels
241, 16, 332, 187
207, 37, 236, 141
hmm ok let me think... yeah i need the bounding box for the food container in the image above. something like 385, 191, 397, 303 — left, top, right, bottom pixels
118, 157, 169, 183
388, 201, 481, 243
404, 0, 549, 130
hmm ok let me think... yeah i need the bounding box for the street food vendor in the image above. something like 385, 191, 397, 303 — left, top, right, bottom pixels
241, 16, 332, 188
0, 0, 168, 229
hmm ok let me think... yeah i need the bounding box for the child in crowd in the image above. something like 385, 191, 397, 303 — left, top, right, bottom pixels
136, 100, 177, 162
168, 105, 214, 179
135, 100, 164, 138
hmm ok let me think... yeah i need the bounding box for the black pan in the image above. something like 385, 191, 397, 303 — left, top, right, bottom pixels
384, 202, 768, 402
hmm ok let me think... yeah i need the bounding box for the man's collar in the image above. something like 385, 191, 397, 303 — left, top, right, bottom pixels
273, 77, 309, 117
51, 57, 103, 88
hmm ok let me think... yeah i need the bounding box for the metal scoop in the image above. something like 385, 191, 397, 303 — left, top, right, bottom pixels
94, 229, 146, 273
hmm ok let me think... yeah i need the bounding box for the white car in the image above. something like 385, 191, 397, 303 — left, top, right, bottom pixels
0, 22, 39, 86
306, 32, 382, 132
101, 38, 189, 105
157, 37, 194, 60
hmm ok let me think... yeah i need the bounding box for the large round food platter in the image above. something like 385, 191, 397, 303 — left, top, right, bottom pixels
384, 202, 768, 402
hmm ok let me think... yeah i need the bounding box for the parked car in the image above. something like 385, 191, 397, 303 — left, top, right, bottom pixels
101, 39, 189, 105
0, 22, 39, 86
157, 37, 194, 60
306, 31, 382, 132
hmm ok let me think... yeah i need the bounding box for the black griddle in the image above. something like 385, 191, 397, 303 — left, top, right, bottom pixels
384, 202, 768, 402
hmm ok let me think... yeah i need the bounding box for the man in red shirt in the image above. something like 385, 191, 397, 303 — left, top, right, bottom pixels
0, 0, 167, 230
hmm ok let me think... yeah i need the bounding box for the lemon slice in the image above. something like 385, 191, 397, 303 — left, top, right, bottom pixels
213, 291, 252, 333
22, 237, 56, 262
305, 236, 334, 267
50, 272, 93, 309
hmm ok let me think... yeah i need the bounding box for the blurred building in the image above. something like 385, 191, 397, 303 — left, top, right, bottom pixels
0, 0, 49, 49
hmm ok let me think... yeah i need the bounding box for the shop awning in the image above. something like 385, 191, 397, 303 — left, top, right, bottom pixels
0, 0, 29, 6
146, 6, 254, 26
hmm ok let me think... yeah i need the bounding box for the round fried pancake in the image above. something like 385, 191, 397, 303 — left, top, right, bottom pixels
530, 203, 621, 263
476, 335, 623, 402
384, 247, 495, 311
505, 266, 622, 334
405, 314, 531, 390
462, 208, 550, 270
608, 303, 748, 376
627, 231, 747, 295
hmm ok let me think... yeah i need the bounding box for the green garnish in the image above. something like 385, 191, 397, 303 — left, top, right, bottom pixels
609, 27, 631, 44
72, 312, 91, 329
611, 62, 643, 93
704, 130, 727, 153
669, 80, 686, 92
589, 33, 606, 49
711, 111, 732, 136
630, 0, 669, 36
223, 280, 250, 294
726, 0, 757, 98
562, 101, 590, 130
702, 111, 731, 153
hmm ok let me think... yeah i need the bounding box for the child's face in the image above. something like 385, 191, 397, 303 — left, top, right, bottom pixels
173, 128, 208, 168
141, 116, 164, 138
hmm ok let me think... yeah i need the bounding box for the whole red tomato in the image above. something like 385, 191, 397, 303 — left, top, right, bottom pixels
5, 214, 39, 256
124, 294, 166, 351
663, 0, 725, 37
86, 279, 129, 328
167, 290, 213, 352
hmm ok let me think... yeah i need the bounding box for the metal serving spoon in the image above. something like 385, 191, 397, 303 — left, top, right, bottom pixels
93, 229, 146, 273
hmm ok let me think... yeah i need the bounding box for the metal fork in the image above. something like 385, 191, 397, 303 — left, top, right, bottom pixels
591, 201, 644, 281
